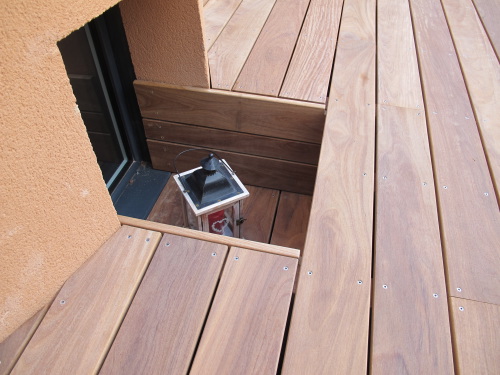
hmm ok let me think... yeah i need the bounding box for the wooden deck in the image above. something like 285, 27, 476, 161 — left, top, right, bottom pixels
2, 0, 500, 373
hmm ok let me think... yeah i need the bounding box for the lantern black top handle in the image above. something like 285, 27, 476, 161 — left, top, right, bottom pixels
173, 148, 234, 175
173, 148, 235, 191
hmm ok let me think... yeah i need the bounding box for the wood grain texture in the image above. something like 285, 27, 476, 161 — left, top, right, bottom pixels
147, 176, 185, 226
282, 0, 376, 372
119, 215, 301, 258
190, 247, 297, 375
239, 186, 279, 243
371, 106, 454, 374
144, 119, 321, 165
11, 226, 161, 375
100, 235, 227, 375
0, 306, 48, 375
409, 0, 500, 305
233, 0, 311, 96
377, 0, 423, 108
449, 298, 500, 374
442, 0, 500, 204
148, 140, 317, 195
471, 0, 500, 61
270, 192, 312, 250
280, 0, 344, 103
208, 0, 276, 90
203, 0, 243, 49
135, 81, 326, 144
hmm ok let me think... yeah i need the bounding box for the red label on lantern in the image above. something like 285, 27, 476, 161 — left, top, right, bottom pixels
208, 210, 232, 236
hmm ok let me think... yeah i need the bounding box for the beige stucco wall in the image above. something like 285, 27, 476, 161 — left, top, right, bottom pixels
120, 0, 210, 87
0, 0, 123, 342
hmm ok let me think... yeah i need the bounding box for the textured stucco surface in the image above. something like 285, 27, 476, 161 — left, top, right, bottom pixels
0, 0, 122, 342
120, 0, 210, 88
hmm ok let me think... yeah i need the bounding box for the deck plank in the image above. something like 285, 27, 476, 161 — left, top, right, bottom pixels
239, 186, 279, 243
280, 0, 344, 103
270, 192, 312, 250
147, 176, 185, 227
377, 0, 423, 108
233, 0, 311, 96
371, 106, 454, 374
208, 0, 276, 90
135, 81, 326, 144
471, 0, 500, 62
143, 119, 321, 165
282, 0, 376, 372
11, 226, 161, 375
203, 0, 243, 50
190, 247, 297, 375
409, 0, 500, 305
442, 0, 500, 203
0, 307, 48, 375
371, 1, 454, 372
100, 235, 227, 374
449, 298, 500, 374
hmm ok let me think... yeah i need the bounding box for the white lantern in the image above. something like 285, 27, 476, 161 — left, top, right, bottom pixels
173, 150, 249, 237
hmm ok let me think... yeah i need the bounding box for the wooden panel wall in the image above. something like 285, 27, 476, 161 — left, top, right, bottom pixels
135, 80, 325, 193
147, 140, 316, 195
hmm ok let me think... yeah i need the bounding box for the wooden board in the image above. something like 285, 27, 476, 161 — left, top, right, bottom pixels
0, 307, 48, 375
208, 0, 276, 90
371, 106, 454, 374
471, 0, 500, 61
280, 0, 344, 103
270, 192, 312, 250
135, 81, 326, 144
100, 235, 227, 374
119, 215, 300, 258
377, 0, 423, 108
190, 247, 297, 374
449, 297, 500, 374
203, 0, 243, 49
11, 226, 162, 375
282, 0, 376, 372
233, 0, 311, 96
442, 0, 500, 203
147, 176, 185, 226
239, 186, 279, 243
144, 119, 321, 165
409, 0, 500, 305
148, 140, 317, 195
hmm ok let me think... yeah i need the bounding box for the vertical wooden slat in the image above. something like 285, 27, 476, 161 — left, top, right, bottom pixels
371, 105, 454, 374
100, 235, 227, 374
282, 0, 376, 371
0, 307, 48, 375
409, 0, 500, 305
449, 298, 500, 374
11, 226, 162, 375
208, 0, 276, 90
442, 0, 500, 203
203, 0, 244, 49
233, 0, 311, 96
190, 247, 297, 375
147, 177, 185, 227
371, 0, 454, 372
471, 0, 500, 61
239, 186, 279, 243
270, 192, 312, 251
280, 0, 344, 103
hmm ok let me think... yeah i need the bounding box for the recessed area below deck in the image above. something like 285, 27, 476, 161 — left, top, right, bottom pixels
147, 175, 312, 251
